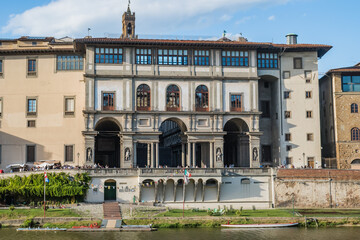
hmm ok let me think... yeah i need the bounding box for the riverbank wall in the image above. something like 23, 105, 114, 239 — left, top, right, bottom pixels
275, 169, 360, 208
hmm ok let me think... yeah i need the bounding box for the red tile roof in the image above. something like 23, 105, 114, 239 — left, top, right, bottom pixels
74, 38, 332, 58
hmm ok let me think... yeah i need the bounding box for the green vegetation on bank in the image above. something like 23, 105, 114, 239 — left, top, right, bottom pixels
43, 220, 102, 228
0, 172, 91, 204
298, 209, 360, 217
0, 208, 81, 220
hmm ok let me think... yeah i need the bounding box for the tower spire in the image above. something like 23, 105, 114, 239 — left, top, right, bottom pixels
127, 0, 131, 13
122, 0, 136, 39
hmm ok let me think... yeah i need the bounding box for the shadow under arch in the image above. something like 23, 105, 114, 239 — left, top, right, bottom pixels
157, 118, 188, 167
223, 118, 250, 167
95, 117, 122, 168
351, 159, 360, 169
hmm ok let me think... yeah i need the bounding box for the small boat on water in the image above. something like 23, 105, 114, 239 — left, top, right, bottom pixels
17, 227, 67, 231
221, 223, 299, 228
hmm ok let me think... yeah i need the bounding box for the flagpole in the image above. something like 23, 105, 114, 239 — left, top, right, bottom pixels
43, 172, 46, 218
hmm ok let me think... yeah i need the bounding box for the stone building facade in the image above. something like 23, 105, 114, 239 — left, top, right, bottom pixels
0, 37, 85, 169
320, 63, 360, 169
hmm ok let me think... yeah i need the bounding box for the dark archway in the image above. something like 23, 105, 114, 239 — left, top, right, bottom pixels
159, 118, 187, 167
95, 118, 121, 168
223, 118, 249, 167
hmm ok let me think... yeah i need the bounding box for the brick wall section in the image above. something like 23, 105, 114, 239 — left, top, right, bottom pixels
277, 169, 360, 180
275, 169, 360, 208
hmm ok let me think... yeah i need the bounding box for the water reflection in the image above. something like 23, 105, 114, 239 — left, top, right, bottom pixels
1, 227, 360, 240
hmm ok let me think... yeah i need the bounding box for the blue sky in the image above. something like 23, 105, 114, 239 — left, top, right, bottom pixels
0, 0, 359, 75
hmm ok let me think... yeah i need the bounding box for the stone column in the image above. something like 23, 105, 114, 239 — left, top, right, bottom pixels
155, 142, 159, 168
147, 143, 151, 167
181, 143, 185, 167
133, 141, 137, 168
187, 142, 191, 167
151, 143, 155, 168
202, 183, 206, 202
192, 142, 196, 167
162, 182, 167, 203
174, 182, 178, 202
138, 183, 142, 203
154, 182, 159, 202
194, 182, 198, 202
217, 181, 221, 202
210, 142, 214, 168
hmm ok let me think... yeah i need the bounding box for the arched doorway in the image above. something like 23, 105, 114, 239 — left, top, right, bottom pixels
104, 179, 116, 201
158, 118, 187, 167
95, 118, 121, 168
223, 118, 249, 167
351, 159, 360, 169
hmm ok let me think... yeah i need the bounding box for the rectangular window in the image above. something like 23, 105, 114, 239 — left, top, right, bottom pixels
306, 111, 313, 118
305, 70, 312, 83
286, 145, 292, 151
307, 133, 314, 141
261, 101, 270, 118
285, 133, 291, 141
306, 91, 312, 99
95, 48, 123, 64
0, 59, 3, 76
136, 48, 152, 64
26, 145, 35, 163
27, 120, 36, 128
257, 52, 278, 69
194, 50, 210, 66
283, 71, 290, 79
222, 50, 249, 66
286, 157, 293, 165
307, 157, 315, 168
103, 92, 115, 111
230, 94, 242, 112
342, 75, 360, 92
64, 97, 75, 115
27, 98, 37, 116
57, 55, 84, 70
293, 58, 302, 69
284, 111, 291, 119
27, 59, 37, 76
284, 91, 291, 99
158, 49, 188, 65
65, 145, 74, 162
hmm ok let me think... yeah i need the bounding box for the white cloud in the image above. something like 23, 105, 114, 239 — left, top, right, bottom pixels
268, 15, 275, 21
235, 16, 256, 24
1, 0, 290, 37
220, 14, 232, 22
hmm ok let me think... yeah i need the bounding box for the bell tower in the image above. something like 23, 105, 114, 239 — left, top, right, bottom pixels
122, 0, 136, 39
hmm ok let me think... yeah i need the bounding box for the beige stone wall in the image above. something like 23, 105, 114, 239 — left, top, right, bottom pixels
333, 74, 360, 169
0, 41, 85, 169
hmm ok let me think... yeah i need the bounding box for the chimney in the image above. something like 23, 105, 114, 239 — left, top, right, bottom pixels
286, 33, 298, 45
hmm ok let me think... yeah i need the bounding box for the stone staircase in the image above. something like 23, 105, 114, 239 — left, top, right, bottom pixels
102, 202, 122, 229
103, 202, 122, 219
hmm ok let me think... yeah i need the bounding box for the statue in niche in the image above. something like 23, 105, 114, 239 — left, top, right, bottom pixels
252, 147, 258, 161
125, 147, 131, 161
216, 148, 222, 162
86, 147, 92, 162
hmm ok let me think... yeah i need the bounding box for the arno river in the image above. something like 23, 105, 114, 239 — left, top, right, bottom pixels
1, 228, 360, 240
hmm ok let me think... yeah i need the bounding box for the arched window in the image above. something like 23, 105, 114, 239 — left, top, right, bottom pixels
351, 127, 360, 141
195, 85, 209, 111
137, 84, 150, 111
351, 103, 358, 113
166, 85, 180, 111
127, 23, 132, 35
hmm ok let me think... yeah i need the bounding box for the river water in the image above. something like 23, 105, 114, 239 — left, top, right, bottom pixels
1, 227, 360, 240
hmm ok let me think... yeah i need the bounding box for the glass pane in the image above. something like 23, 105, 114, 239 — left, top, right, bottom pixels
342, 84, 351, 92
342, 76, 351, 83
353, 76, 360, 83
354, 84, 360, 92
184, 50, 187, 55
